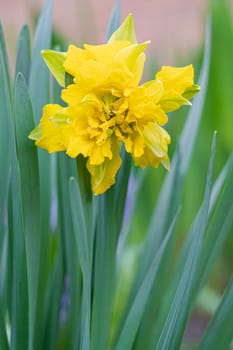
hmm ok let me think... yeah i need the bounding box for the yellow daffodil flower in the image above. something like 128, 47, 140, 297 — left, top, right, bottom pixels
29, 14, 199, 195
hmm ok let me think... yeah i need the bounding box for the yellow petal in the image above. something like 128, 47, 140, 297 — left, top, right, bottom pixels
84, 41, 131, 63
86, 139, 122, 195
35, 104, 74, 153
67, 134, 112, 164
156, 65, 200, 112
143, 123, 170, 157
156, 65, 195, 95
108, 14, 137, 43
62, 84, 89, 106
159, 91, 192, 113
128, 81, 167, 124
123, 133, 144, 158
115, 42, 150, 84
67, 135, 92, 158
63, 44, 90, 79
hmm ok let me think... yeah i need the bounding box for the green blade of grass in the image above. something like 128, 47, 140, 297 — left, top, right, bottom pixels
0, 23, 12, 240
14, 72, 40, 350
209, 154, 233, 212
28, 0, 52, 241
0, 32, 12, 336
53, 76, 82, 349
196, 155, 233, 291
114, 150, 132, 234
154, 133, 216, 350
15, 25, 31, 83
0, 22, 11, 98
173, 154, 233, 306
199, 275, 233, 350
91, 190, 119, 350
113, 210, 180, 350
0, 31, 29, 349
42, 239, 64, 350
7, 85, 29, 350
0, 60, 10, 257
150, 144, 233, 350
28, 1, 54, 347
29, 0, 52, 122
57, 153, 81, 349
0, 301, 9, 350
69, 177, 92, 350
106, 0, 121, 41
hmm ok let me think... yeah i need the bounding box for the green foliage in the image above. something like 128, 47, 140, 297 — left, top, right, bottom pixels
0, 0, 233, 349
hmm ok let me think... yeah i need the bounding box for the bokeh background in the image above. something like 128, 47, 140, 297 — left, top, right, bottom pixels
0, 0, 207, 65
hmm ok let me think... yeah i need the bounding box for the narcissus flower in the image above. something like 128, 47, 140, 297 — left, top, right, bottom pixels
29, 14, 200, 195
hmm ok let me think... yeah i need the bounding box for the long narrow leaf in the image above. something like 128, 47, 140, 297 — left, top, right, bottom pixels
29, 0, 52, 122
0, 301, 9, 350
57, 153, 81, 349
14, 73, 40, 350
28, 1, 53, 347
0, 22, 11, 98
91, 190, 118, 350
69, 177, 92, 350
199, 275, 233, 350
7, 78, 29, 350
114, 210, 180, 350
106, 0, 121, 41
0, 60, 10, 258
154, 133, 216, 350
15, 25, 31, 83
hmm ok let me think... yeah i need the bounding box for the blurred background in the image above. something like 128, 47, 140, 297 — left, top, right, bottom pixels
1, 0, 233, 344
0, 0, 207, 64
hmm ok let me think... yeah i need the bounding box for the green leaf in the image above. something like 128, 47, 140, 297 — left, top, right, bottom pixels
28, 3, 55, 347
29, 0, 52, 122
0, 59, 10, 251
69, 177, 92, 350
8, 91, 29, 350
0, 31, 29, 349
154, 133, 216, 350
57, 153, 81, 349
15, 25, 31, 83
114, 150, 132, 233
113, 211, 179, 350
106, 0, 121, 41
196, 155, 233, 291
42, 239, 64, 350
42, 50, 66, 87
14, 72, 40, 350
0, 22, 11, 98
0, 301, 9, 350
199, 275, 233, 350
91, 190, 118, 350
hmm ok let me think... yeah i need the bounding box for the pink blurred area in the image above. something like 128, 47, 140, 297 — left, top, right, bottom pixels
0, 0, 207, 65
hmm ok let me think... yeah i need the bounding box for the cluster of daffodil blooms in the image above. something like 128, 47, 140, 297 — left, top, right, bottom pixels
29, 14, 199, 194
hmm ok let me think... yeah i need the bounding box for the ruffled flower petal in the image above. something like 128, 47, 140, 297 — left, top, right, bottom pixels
30, 104, 74, 153
86, 139, 122, 195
